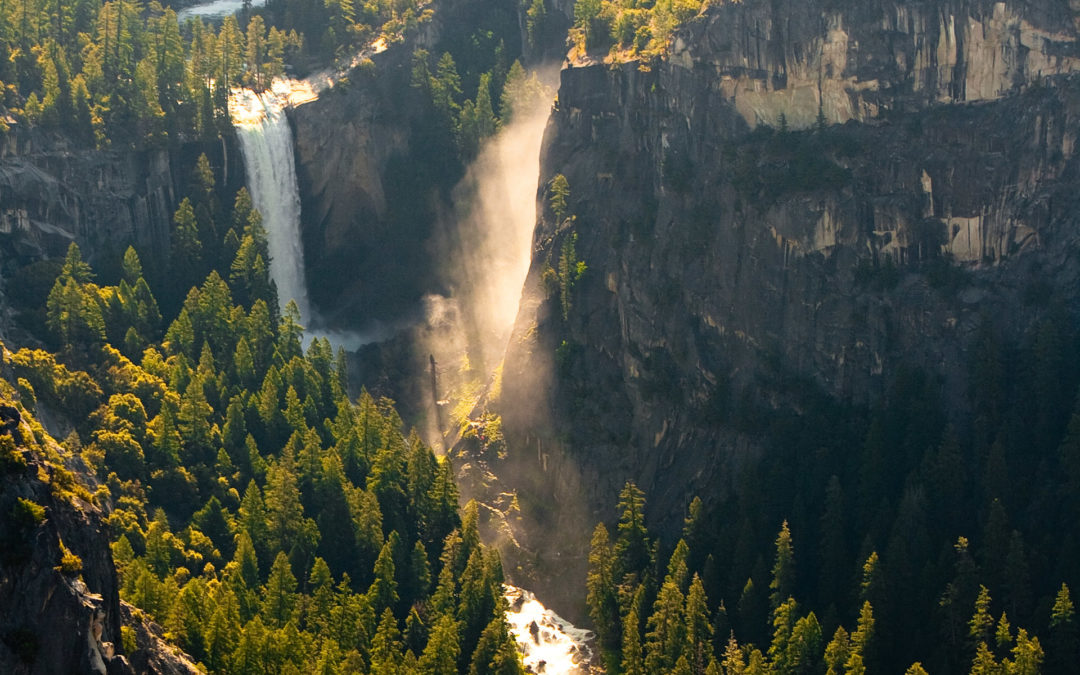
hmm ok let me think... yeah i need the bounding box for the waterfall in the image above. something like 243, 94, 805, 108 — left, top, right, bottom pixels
233, 87, 311, 323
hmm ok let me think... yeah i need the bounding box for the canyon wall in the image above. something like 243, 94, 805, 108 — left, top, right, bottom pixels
495, 0, 1080, 609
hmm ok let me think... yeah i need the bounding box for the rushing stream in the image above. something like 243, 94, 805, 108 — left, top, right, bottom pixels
505, 586, 595, 674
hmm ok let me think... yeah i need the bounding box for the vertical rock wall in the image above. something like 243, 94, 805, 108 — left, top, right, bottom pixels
495, 0, 1080, 611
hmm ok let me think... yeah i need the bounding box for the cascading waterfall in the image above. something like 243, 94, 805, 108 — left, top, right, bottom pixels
232, 86, 311, 323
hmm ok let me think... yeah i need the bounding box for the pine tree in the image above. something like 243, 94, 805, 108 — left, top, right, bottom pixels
122, 246, 143, 284
262, 551, 298, 627
238, 480, 270, 570
613, 481, 653, 587
769, 596, 798, 671
419, 614, 460, 675
172, 198, 203, 287
970, 585, 994, 648
303, 557, 333, 631
644, 578, 687, 673
1049, 583, 1078, 674
621, 585, 646, 675
789, 612, 823, 674
549, 173, 570, 222
370, 607, 402, 674
469, 611, 524, 675
770, 520, 796, 613
368, 535, 400, 616
685, 574, 713, 675
1010, 628, 1044, 675
824, 626, 851, 675
265, 446, 313, 557
587, 522, 620, 653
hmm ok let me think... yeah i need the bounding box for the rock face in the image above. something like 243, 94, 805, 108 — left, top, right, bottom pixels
1, 140, 171, 264
290, 0, 532, 329
291, 42, 448, 327
0, 132, 242, 278
0, 351, 199, 674
497, 0, 1080, 611
670, 0, 1080, 128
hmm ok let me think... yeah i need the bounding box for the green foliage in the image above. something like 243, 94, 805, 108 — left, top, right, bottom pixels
587, 522, 620, 658
1, 434, 28, 473
57, 540, 83, 575
0, 167, 522, 674
592, 477, 1068, 675
525, 0, 547, 52
556, 233, 586, 320
14, 497, 46, 529
409, 44, 546, 165
548, 173, 570, 223
570, 0, 705, 59
0, 0, 417, 148
769, 520, 795, 613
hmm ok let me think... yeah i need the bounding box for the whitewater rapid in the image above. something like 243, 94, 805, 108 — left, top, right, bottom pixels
505, 585, 595, 674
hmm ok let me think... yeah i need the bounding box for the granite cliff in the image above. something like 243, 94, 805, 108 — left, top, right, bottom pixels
494, 0, 1080, 609
0, 133, 243, 261
0, 132, 243, 340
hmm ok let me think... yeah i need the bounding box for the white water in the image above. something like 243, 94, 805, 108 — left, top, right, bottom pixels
505, 585, 595, 674
233, 87, 311, 324
229, 47, 384, 349
176, 0, 251, 23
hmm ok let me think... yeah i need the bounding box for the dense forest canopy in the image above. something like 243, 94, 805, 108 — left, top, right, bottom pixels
0, 0, 431, 145
3, 148, 529, 670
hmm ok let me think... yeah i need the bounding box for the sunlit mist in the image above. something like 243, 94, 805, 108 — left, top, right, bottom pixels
438, 79, 555, 375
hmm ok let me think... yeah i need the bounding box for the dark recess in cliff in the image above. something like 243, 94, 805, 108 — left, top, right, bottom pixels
292, 0, 524, 331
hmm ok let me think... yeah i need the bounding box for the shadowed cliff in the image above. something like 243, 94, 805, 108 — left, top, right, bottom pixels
495, 0, 1080, 615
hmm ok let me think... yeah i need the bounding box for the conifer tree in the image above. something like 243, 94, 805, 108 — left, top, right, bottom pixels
685, 574, 713, 675
621, 585, 646, 675
644, 578, 687, 673
420, 614, 461, 675
770, 520, 796, 614
369, 535, 400, 616
587, 522, 620, 654
262, 551, 298, 627
1048, 583, 1078, 674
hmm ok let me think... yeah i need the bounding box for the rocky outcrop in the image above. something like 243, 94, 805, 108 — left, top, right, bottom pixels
0, 348, 199, 675
0, 132, 243, 274
290, 0, 526, 328
495, 0, 1080, 612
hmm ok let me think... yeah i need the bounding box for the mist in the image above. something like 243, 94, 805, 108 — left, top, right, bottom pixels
444, 84, 554, 373
411, 68, 557, 447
